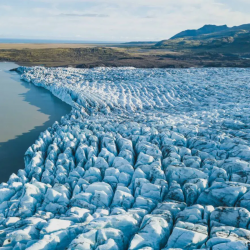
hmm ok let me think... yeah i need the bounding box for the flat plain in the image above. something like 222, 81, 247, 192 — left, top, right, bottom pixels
1, 42, 250, 68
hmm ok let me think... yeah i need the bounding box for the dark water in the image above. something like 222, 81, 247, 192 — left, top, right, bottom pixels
0, 62, 71, 183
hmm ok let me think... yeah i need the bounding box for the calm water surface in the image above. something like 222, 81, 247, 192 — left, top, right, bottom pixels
0, 62, 71, 183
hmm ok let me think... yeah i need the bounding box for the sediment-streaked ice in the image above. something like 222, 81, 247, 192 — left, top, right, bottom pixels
0, 66, 250, 249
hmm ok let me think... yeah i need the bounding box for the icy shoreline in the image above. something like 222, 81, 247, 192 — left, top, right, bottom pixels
0, 66, 250, 249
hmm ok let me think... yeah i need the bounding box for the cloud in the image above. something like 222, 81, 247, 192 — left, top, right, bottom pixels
144, 15, 156, 19
0, 0, 250, 41
59, 13, 109, 18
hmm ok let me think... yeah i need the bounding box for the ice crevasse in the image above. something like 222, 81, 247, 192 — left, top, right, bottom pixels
0, 66, 250, 249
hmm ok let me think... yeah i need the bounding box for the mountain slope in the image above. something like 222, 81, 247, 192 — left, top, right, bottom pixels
156, 23, 250, 54
171, 24, 229, 39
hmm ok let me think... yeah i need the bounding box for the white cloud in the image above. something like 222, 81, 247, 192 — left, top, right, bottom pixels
0, 0, 250, 41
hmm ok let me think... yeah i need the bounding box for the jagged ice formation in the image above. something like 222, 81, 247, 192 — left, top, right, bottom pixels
0, 66, 250, 249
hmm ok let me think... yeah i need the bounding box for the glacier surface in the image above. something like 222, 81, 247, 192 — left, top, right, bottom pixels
0, 66, 250, 249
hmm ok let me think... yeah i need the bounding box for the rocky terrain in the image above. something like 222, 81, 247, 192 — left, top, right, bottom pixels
2, 46, 250, 69
156, 23, 250, 54
0, 66, 250, 249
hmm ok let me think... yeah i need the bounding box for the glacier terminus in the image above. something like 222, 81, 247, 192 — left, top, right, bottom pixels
1, 66, 250, 249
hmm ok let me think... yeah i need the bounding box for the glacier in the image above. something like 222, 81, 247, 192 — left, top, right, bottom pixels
0, 66, 250, 249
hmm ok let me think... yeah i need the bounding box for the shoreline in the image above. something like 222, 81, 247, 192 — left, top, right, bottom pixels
10, 63, 250, 72
7, 63, 250, 70
0, 63, 72, 183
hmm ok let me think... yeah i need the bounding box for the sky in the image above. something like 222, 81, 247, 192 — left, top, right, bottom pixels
0, 0, 250, 42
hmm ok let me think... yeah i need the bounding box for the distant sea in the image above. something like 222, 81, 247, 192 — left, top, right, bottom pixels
0, 38, 120, 44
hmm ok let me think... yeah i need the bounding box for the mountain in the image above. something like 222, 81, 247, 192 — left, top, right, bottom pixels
156, 23, 250, 54
171, 24, 229, 39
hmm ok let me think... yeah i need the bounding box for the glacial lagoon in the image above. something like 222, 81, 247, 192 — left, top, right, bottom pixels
0, 62, 71, 182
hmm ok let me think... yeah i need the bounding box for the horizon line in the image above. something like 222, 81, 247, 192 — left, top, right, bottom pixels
0, 38, 160, 44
